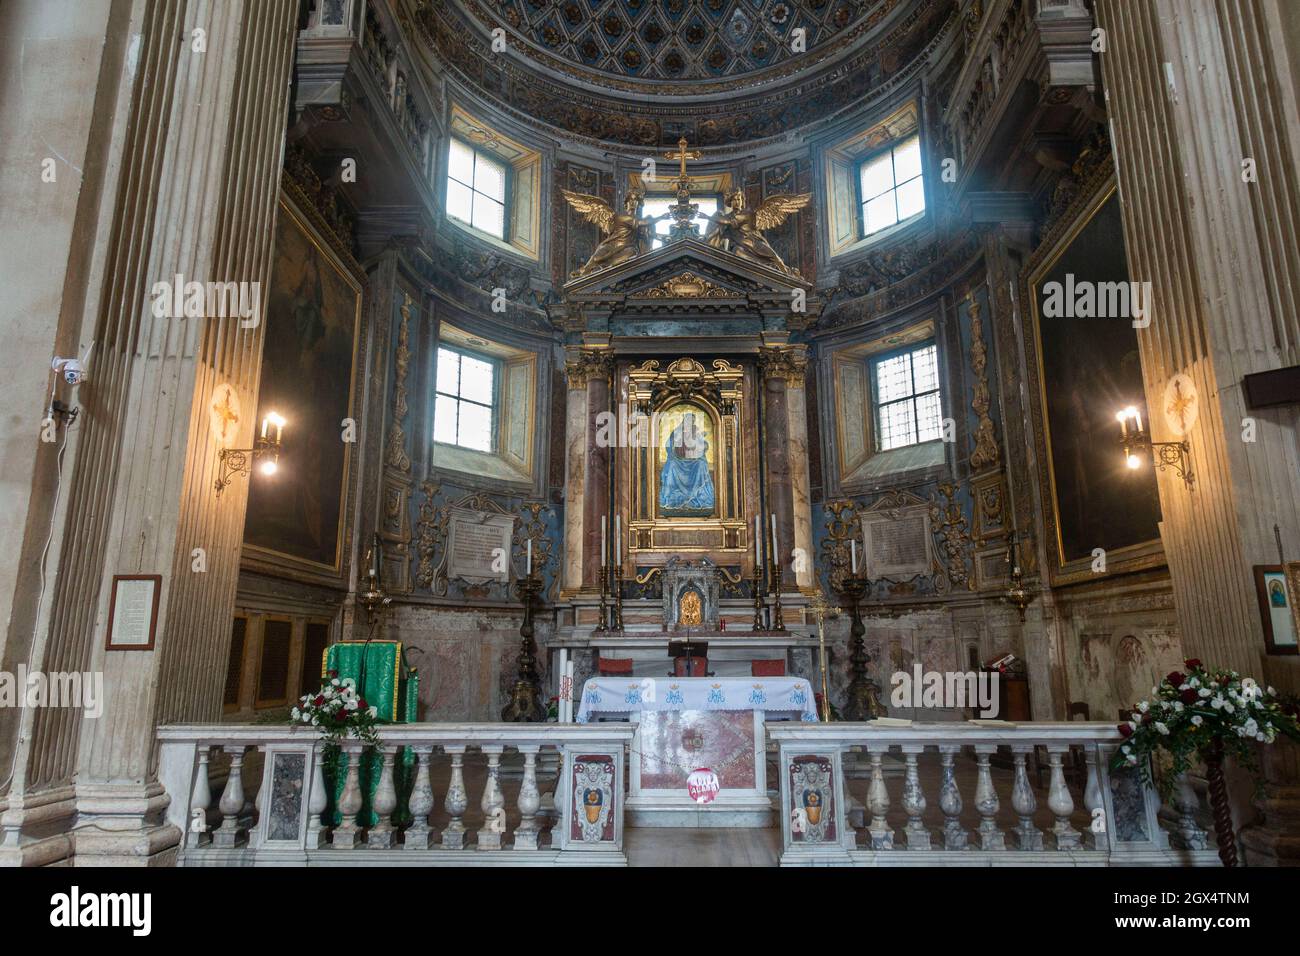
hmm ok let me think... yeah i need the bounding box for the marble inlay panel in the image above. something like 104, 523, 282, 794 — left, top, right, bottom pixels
637, 710, 757, 791
267, 751, 306, 842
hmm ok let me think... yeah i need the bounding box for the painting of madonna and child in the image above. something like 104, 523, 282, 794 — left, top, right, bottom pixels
657, 404, 717, 518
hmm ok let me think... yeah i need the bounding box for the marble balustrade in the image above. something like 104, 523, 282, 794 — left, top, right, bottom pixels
157, 724, 634, 867
768, 722, 1218, 867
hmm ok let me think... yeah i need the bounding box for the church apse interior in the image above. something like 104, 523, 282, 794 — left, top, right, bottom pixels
2, 0, 1300, 888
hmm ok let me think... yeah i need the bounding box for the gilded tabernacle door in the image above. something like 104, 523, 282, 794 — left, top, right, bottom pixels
624, 357, 751, 562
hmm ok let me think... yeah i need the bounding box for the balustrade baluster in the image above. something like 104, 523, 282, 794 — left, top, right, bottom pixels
213, 745, 248, 848
866, 745, 893, 850
1010, 745, 1043, 850
367, 745, 399, 848
1083, 745, 1108, 851
442, 745, 469, 849
972, 744, 1005, 850
900, 745, 931, 850
514, 745, 542, 850
1046, 746, 1081, 849
938, 745, 968, 850
477, 745, 507, 850
331, 741, 365, 849
188, 746, 213, 849
404, 745, 435, 850
306, 743, 329, 849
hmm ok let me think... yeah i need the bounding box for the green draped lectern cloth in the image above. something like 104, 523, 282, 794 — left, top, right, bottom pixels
320, 641, 420, 826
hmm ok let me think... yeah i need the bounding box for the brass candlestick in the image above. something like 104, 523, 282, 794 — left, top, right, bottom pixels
595, 566, 609, 632
611, 562, 625, 632
770, 562, 787, 632
808, 589, 840, 722
839, 574, 883, 720
502, 571, 546, 722
750, 569, 766, 631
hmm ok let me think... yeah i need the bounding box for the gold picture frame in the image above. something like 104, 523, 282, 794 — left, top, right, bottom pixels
241, 191, 364, 582
1021, 179, 1165, 585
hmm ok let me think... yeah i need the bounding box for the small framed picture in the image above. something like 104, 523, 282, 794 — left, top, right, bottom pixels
106, 574, 161, 651
1253, 565, 1297, 655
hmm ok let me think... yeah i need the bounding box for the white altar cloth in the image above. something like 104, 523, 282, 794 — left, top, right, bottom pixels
576, 676, 818, 723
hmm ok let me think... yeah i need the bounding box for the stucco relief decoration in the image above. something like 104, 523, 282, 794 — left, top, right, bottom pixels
820, 499, 864, 592
928, 481, 975, 593
966, 294, 1000, 472
384, 294, 413, 473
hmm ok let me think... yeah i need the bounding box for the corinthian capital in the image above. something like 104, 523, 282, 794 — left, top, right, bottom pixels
757, 346, 807, 387
565, 349, 614, 390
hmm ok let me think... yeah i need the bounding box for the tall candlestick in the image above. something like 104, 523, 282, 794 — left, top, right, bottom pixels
601, 515, 607, 566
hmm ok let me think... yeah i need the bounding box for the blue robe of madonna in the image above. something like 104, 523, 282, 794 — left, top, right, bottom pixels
659, 419, 715, 513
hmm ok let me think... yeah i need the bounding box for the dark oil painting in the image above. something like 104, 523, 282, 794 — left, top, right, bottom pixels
244, 199, 359, 571
1033, 193, 1162, 565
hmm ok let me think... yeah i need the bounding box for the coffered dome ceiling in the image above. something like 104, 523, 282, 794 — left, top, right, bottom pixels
416, 0, 956, 148
479, 0, 886, 83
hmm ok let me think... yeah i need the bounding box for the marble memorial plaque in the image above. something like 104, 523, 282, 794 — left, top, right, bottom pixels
266, 751, 306, 842
446, 506, 514, 584
861, 508, 932, 579
636, 710, 757, 791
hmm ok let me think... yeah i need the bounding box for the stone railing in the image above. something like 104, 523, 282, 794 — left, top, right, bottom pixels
767, 722, 1219, 866
158, 723, 634, 866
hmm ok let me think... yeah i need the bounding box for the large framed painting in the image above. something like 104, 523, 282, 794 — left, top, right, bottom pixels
1024, 182, 1164, 583
243, 194, 363, 577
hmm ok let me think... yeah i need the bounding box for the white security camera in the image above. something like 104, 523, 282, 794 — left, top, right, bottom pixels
51, 357, 87, 386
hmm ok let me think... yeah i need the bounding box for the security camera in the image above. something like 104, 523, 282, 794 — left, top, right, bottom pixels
51, 357, 87, 386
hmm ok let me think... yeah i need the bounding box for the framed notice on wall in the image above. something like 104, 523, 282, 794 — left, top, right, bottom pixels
106, 574, 161, 651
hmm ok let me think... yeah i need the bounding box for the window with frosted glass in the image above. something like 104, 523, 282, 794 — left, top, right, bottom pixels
857, 135, 925, 238
446, 138, 507, 240
640, 195, 720, 248
434, 346, 496, 452
871, 342, 942, 451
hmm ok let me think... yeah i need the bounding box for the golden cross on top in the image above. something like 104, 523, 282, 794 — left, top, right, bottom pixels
808, 589, 840, 623
664, 136, 702, 183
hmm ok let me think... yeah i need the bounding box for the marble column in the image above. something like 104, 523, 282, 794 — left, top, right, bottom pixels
759, 348, 802, 581
1096, 0, 1300, 861
0, 0, 299, 866
576, 350, 613, 591
562, 361, 589, 595
785, 348, 815, 590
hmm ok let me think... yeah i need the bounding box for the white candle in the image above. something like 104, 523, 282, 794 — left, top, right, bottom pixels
754, 515, 763, 565
601, 515, 607, 566
558, 649, 569, 721
526, 538, 532, 575
770, 514, 779, 563
851, 539, 858, 575
565, 660, 575, 722
615, 515, 621, 565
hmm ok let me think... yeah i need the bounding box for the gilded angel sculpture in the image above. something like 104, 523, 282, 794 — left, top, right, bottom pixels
705, 189, 812, 276
560, 188, 668, 277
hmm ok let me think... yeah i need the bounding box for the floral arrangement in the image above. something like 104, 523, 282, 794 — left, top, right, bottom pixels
1115, 658, 1300, 790
291, 671, 381, 749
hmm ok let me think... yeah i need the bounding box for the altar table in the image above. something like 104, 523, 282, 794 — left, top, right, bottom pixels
575, 677, 817, 827
575, 676, 818, 723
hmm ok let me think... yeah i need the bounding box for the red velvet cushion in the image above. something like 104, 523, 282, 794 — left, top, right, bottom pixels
598, 657, 634, 676
751, 659, 786, 677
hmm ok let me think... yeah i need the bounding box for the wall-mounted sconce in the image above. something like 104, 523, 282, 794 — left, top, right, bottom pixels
1116, 406, 1193, 489
215, 411, 285, 497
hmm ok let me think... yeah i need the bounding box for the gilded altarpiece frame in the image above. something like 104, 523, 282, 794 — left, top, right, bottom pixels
620, 358, 756, 567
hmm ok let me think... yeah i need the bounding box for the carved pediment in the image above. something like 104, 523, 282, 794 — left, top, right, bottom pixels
635, 271, 732, 299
